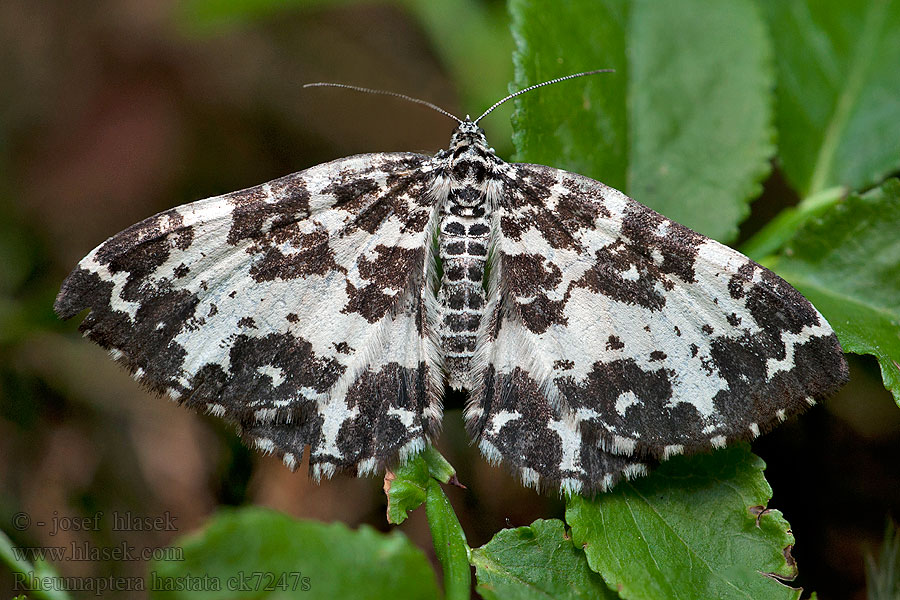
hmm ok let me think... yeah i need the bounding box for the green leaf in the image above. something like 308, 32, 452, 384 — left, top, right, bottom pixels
385, 453, 429, 525
510, 0, 774, 243
766, 179, 900, 404
471, 519, 618, 600
425, 479, 471, 600
566, 446, 799, 600
423, 444, 458, 484
758, 0, 900, 197
385, 446, 460, 524
150, 507, 439, 599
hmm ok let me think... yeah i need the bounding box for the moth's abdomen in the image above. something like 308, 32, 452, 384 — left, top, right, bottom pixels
438, 208, 490, 391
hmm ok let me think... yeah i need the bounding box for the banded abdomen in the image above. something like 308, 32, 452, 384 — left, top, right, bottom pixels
437, 197, 491, 390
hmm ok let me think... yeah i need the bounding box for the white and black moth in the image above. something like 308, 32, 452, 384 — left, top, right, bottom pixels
56, 72, 848, 495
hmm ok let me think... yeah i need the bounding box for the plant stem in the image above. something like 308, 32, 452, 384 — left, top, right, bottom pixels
740, 186, 845, 261
425, 479, 471, 600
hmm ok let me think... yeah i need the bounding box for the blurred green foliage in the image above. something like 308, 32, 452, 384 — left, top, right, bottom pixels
178, 0, 516, 147
866, 521, 900, 600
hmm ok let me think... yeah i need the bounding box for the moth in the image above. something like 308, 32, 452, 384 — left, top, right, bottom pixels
56, 72, 848, 495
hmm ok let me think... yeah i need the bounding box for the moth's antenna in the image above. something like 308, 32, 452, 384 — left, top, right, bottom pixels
473, 69, 615, 125
303, 82, 464, 125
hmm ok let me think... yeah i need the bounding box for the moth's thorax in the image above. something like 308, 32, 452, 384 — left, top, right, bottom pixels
435, 122, 497, 390
443, 123, 502, 212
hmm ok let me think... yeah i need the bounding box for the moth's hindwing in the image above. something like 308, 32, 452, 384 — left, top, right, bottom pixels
472, 163, 848, 495
55, 152, 444, 479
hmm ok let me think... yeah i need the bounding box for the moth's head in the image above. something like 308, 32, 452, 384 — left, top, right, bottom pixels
449, 120, 488, 152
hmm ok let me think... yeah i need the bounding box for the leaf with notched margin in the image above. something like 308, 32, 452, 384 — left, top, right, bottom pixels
566, 445, 800, 600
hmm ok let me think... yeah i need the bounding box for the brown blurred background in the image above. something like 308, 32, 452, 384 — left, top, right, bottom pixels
1, 2, 898, 599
